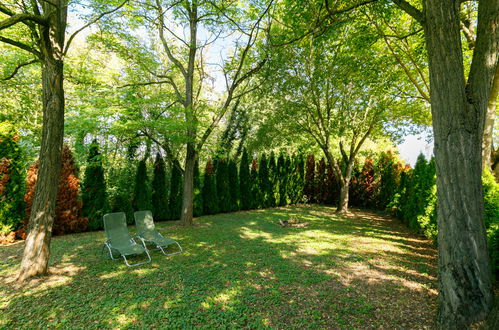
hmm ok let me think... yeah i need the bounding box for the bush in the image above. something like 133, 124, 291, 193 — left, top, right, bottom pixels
483, 169, 499, 277
25, 145, 87, 235
193, 159, 203, 217
277, 153, 288, 206
202, 159, 218, 215
152, 153, 169, 221
250, 158, 260, 209
133, 159, 152, 212
304, 154, 316, 203
259, 154, 271, 208
216, 158, 231, 213
108, 160, 136, 224
0, 122, 25, 235
239, 149, 251, 210
82, 140, 108, 230
376, 151, 403, 210
228, 159, 239, 212
267, 153, 277, 207
349, 158, 375, 208
169, 163, 183, 219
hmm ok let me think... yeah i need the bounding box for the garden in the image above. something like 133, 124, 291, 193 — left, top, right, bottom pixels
1, 0, 498, 328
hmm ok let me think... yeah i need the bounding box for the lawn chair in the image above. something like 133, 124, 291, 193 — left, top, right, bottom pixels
134, 210, 183, 256
103, 212, 151, 267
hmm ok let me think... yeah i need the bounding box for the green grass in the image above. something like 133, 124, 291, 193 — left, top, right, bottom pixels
0, 205, 437, 328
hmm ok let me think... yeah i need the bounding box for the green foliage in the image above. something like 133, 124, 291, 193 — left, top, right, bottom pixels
239, 149, 251, 210
259, 154, 272, 208
168, 163, 183, 220
483, 169, 499, 276
315, 158, 327, 204
216, 158, 231, 213
82, 140, 108, 231
288, 154, 305, 204
304, 154, 316, 203
193, 159, 203, 217
133, 160, 152, 212
0, 122, 25, 234
152, 153, 169, 221
228, 159, 239, 212
277, 153, 288, 206
376, 152, 402, 210
108, 160, 136, 224
267, 152, 277, 207
394, 154, 437, 240
250, 159, 261, 209
349, 158, 376, 208
202, 159, 218, 215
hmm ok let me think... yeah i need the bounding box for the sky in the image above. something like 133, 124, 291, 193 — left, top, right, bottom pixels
397, 132, 434, 166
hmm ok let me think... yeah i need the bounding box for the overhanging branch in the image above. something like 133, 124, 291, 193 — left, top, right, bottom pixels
1, 59, 38, 80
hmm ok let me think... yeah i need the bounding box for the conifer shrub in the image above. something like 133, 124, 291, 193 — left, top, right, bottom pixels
152, 153, 169, 221
239, 149, 251, 210
108, 160, 136, 224
277, 153, 288, 206
25, 145, 87, 235
376, 151, 403, 210
133, 159, 152, 212
349, 158, 375, 207
228, 159, 239, 212
169, 163, 183, 219
193, 159, 203, 217
82, 140, 108, 230
324, 163, 340, 205
267, 152, 277, 207
202, 159, 218, 215
216, 158, 231, 213
259, 154, 271, 208
0, 123, 25, 238
250, 159, 261, 209
288, 154, 305, 204
304, 154, 316, 203
483, 169, 499, 276
315, 158, 327, 204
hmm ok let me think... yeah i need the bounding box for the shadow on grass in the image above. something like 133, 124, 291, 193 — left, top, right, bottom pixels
0, 205, 437, 328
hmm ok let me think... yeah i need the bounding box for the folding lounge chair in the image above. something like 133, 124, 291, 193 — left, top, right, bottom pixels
103, 212, 151, 267
134, 210, 183, 256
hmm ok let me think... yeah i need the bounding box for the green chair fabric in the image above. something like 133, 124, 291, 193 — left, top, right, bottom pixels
134, 210, 183, 256
103, 212, 151, 267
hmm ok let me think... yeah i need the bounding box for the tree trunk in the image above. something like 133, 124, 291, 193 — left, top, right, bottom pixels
424, 1, 495, 326
180, 143, 196, 226
337, 179, 350, 213
483, 66, 498, 170
18, 59, 65, 281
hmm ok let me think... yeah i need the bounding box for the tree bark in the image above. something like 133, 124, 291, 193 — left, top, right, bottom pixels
180, 143, 196, 226
483, 66, 498, 171
18, 1, 67, 281
423, 0, 496, 326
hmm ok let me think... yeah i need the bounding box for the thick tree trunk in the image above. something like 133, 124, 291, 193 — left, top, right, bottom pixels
337, 179, 350, 213
424, 0, 495, 327
483, 66, 498, 170
18, 58, 65, 281
180, 143, 196, 226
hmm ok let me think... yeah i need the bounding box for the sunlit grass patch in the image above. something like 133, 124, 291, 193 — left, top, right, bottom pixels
0, 205, 438, 328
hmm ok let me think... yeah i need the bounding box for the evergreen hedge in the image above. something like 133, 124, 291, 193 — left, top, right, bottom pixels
152, 153, 169, 221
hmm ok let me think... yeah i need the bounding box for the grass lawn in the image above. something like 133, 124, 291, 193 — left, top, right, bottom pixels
0, 205, 438, 328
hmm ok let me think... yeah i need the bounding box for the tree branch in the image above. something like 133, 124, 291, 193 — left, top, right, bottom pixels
0, 36, 40, 56
0, 58, 38, 80
392, 0, 424, 25
0, 13, 48, 31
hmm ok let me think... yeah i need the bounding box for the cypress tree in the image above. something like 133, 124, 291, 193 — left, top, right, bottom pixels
152, 153, 169, 221
316, 157, 327, 204
168, 163, 183, 219
304, 154, 316, 203
268, 152, 277, 207
133, 159, 152, 212
277, 153, 288, 206
250, 158, 260, 209
202, 159, 218, 215
216, 158, 231, 212
259, 154, 271, 208
82, 140, 108, 230
0, 123, 25, 237
239, 149, 251, 210
193, 158, 203, 217
228, 159, 239, 212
